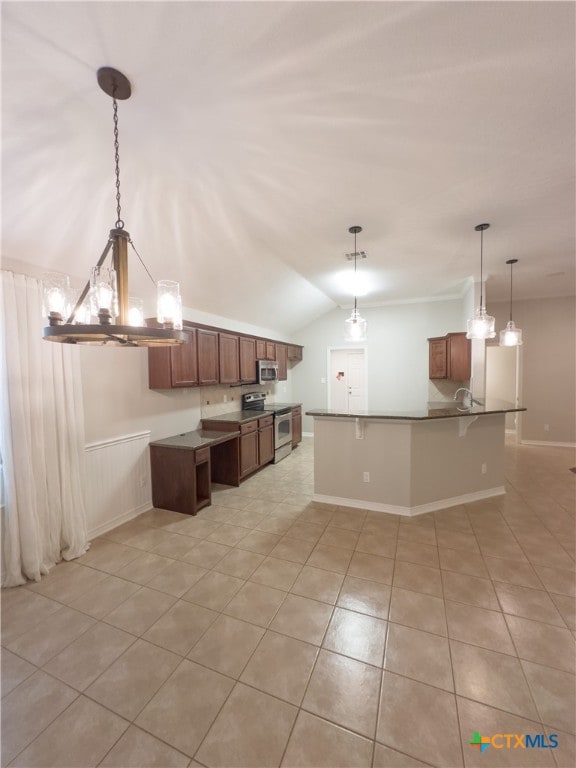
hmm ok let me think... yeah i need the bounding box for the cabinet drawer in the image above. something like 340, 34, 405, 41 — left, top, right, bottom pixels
240, 420, 258, 435
258, 415, 274, 429
195, 447, 210, 465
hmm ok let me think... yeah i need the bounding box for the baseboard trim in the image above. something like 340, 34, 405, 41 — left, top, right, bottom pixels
520, 440, 576, 448
302, 431, 314, 438
88, 501, 152, 539
312, 486, 506, 517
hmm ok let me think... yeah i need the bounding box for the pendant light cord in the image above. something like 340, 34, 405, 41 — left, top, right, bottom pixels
509, 261, 513, 322
354, 229, 358, 313
479, 226, 484, 309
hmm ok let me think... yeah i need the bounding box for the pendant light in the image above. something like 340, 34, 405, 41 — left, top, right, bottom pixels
466, 222, 496, 340
499, 259, 523, 346
42, 67, 187, 346
344, 225, 367, 342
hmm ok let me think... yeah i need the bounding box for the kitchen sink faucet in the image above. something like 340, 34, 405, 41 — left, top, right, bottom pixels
454, 388, 480, 408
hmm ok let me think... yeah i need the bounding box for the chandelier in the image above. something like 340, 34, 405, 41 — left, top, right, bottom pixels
466, 222, 496, 340
42, 67, 186, 346
344, 225, 367, 342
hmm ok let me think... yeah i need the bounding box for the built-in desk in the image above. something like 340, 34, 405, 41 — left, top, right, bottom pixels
149, 430, 240, 515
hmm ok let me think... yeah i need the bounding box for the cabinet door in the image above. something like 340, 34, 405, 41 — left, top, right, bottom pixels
292, 407, 302, 446
428, 338, 447, 379
148, 328, 197, 388
240, 431, 259, 477
171, 328, 198, 386
266, 341, 276, 361
287, 345, 303, 362
219, 332, 240, 384
239, 337, 257, 383
276, 344, 288, 381
258, 425, 274, 466
197, 329, 219, 385
256, 339, 267, 360
448, 333, 471, 382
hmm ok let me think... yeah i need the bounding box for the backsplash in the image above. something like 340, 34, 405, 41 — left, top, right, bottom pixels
201, 383, 276, 418
428, 378, 471, 402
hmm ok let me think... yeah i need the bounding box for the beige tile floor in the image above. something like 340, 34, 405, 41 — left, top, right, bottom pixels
2, 437, 575, 767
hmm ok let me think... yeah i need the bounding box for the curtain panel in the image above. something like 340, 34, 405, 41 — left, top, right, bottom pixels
1, 270, 88, 587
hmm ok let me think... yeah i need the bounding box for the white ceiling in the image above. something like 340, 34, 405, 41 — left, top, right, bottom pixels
2, 1, 574, 333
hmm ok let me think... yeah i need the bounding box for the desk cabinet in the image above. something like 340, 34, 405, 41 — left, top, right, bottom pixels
150, 444, 210, 516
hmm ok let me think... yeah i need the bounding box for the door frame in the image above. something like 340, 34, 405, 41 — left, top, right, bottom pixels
485, 341, 523, 441
326, 346, 368, 410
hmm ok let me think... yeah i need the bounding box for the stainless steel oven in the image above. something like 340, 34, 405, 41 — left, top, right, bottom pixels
272, 407, 292, 463
242, 392, 292, 463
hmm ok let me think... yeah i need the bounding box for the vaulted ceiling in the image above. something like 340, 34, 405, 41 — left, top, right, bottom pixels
2, 1, 574, 333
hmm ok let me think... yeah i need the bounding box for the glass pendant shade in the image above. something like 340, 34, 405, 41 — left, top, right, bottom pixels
344, 309, 367, 342
499, 319, 523, 347
127, 297, 144, 327
69, 288, 92, 324
466, 306, 496, 340
157, 280, 183, 329
42, 273, 71, 324
91, 266, 118, 323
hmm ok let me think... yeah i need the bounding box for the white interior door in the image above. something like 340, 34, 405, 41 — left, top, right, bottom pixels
329, 348, 366, 412
485, 345, 518, 431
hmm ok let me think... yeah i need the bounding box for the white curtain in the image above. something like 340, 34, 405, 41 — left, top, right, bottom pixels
1, 270, 89, 587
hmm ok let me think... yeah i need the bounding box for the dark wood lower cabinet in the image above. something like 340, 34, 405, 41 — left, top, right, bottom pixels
240, 429, 259, 478
258, 423, 274, 466
150, 445, 212, 516
292, 406, 302, 446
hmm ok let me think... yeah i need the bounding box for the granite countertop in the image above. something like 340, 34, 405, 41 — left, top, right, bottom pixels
200, 410, 266, 424
306, 399, 526, 421
264, 402, 302, 413
202, 404, 302, 423
150, 429, 240, 450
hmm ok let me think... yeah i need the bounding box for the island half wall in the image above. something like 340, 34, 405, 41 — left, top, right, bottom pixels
310, 413, 509, 516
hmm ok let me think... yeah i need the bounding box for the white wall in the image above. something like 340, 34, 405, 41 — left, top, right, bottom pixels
486, 296, 575, 445
292, 299, 466, 433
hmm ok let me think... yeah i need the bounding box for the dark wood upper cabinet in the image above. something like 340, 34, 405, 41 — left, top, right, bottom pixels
276, 343, 288, 381
219, 333, 240, 384
287, 345, 303, 361
447, 332, 471, 382
428, 337, 448, 380
197, 329, 219, 385
148, 322, 302, 390
148, 328, 198, 388
428, 332, 470, 382
239, 336, 257, 383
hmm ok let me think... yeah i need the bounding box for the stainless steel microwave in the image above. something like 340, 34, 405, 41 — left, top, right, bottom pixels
257, 360, 279, 384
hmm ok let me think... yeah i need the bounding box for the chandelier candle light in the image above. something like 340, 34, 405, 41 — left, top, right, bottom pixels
42, 67, 186, 346
499, 258, 523, 346
466, 222, 496, 340
344, 225, 367, 342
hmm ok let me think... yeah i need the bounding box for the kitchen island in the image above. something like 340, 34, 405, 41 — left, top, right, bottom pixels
306, 400, 525, 516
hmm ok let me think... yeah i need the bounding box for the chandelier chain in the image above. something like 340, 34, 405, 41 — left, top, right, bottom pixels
112, 94, 124, 229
